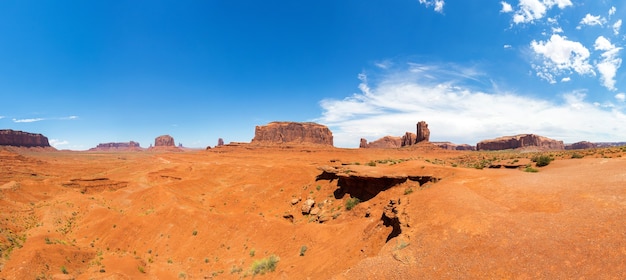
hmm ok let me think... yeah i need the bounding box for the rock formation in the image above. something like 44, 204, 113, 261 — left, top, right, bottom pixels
0, 129, 50, 147
476, 134, 564, 151
89, 141, 141, 151
252, 122, 333, 146
416, 121, 430, 143
154, 135, 175, 147
432, 142, 476, 151
360, 121, 430, 148
217, 138, 224, 147
565, 141, 597, 150
359, 136, 402, 148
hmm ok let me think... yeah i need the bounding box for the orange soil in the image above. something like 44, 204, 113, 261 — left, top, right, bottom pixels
0, 145, 625, 279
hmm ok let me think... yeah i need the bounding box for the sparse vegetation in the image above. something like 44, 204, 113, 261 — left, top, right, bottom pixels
250, 255, 280, 275
192, 230, 198, 236
249, 249, 256, 257
61, 266, 68, 274
532, 155, 553, 167
404, 187, 414, 195
571, 152, 584, 159
345, 197, 360, 210
138, 265, 146, 273
299, 245, 308, 256
524, 165, 539, 173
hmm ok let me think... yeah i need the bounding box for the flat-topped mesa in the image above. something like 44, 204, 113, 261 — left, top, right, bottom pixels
252, 122, 333, 146
89, 141, 141, 151
0, 129, 50, 147
566, 141, 597, 150
155, 135, 175, 147
476, 134, 564, 151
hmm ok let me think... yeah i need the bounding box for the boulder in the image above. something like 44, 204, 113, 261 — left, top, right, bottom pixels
476, 134, 564, 151
565, 141, 597, 150
89, 141, 141, 151
0, 129, 50, 147
155, 135, 175, 147
252, 122, 333, 146
301, 199, 315, 214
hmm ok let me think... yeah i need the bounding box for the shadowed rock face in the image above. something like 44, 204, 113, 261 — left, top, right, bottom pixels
0, 130, 50, 147
155, 135, 175, 147
432, 142, 476, 151
566, 141, 597, 150
252, 122, 333, 146
477, 134, 564, 151
360, 121, 430, 148
359, 136, 402, 148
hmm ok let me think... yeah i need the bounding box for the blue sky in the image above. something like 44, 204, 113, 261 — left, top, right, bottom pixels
0, 1, 624, 149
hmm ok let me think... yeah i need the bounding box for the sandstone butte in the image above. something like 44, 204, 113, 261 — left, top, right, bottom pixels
360, 121, 437, 148
88, 141, 142, 151
477, 134, 565, 151
251, 121, 333, 146
0, 129, 50, 148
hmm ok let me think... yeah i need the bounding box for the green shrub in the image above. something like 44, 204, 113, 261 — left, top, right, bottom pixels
366, 161, 377, 167
524, 166, 538, 173
299, 245, 308, 256
250, 255, 280, 275
345, 197, 360, 210
571, 153, 584, 159
532, 155, 553, 167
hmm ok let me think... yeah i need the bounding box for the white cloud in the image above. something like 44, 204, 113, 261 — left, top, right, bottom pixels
49, 139, 69, 148
512, 0, 572, 24
561, 77, 571, 82
594, 36, 622, 91
418, 0, 445, 13
609, 6, 616, 17
578, 14, 606, 27
552, 26, 564, 33
0, 116, 4, 119
615, 93, 626, 102
60, 115, 78, 120
504, 44, 512, 49
501, 1, 513, 13
613, 19, 622, 35
13, 118, 45, 123
318, 64, 626, 147
530, 34, 594, 83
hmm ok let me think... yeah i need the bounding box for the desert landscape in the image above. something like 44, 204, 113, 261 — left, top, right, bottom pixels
1, 122, 626, 279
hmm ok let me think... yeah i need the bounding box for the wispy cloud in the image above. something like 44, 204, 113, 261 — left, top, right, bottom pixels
594, 36, 622, 91
317, 63, 626, 147
418, 0, 445, 13
510, 0, 573, 24
13, 118, 45, 123
613, 19, 622, 35
49, 139, 69, 148
501, 1, 513, 13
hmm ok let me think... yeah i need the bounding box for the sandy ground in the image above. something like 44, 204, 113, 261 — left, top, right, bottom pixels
0, 144, 625, 279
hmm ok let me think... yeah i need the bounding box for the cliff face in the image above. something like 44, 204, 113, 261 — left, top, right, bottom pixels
432, 142, 476, 151
155, 135, 175, 147
360, 121, 430, 149
476, 134, 564, 151
252, 122, 333, 146
89, 141, 141, 151
0, 129, 50, 147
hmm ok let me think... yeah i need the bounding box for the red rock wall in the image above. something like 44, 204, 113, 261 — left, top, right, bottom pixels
252, 122, 333, 146
155, 135, 175, 147
477, 134, 564, 151
0, 129, 50, 147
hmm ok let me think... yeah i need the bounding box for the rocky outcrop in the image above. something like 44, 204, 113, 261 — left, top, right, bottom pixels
89, 141, 141, 151
252, 122, 333, 146
476, 134, 564, 151
359, 136, 402, 148
360, 121, 430, 148
432, 142, 476, 151
416, 121, 430, 143
565, 141, 597, 150
0, 129, 50, 147
401, 132, 416, 146
154, 135, 175, 147
217, 138, 225, 147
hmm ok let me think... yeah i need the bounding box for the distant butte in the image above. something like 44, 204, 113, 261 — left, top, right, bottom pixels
252, 122, 333, 146
0, 129, 51, 148
477, 134, 564, 151
89, 141, 142, 152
